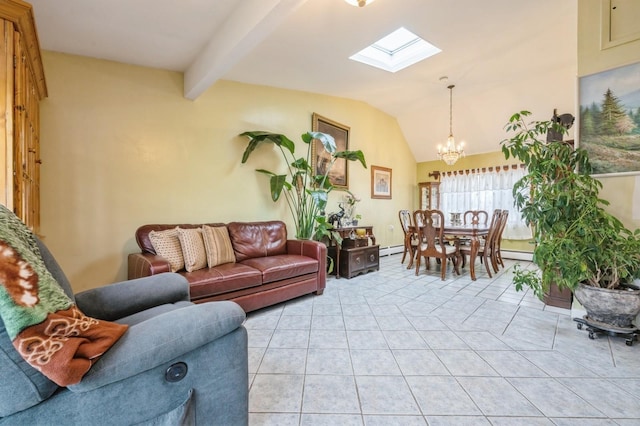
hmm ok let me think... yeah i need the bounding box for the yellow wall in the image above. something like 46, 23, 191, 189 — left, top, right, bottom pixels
578, 1, 640, 231
40, 51, 416, 292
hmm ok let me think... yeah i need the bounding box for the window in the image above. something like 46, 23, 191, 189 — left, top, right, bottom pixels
349, 27, 441, 73
439, 167, 531, 240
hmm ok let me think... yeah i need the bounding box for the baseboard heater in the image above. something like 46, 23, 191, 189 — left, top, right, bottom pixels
378, 246, 533, 262
501, 250, 533, 261
378, 245, 404, 257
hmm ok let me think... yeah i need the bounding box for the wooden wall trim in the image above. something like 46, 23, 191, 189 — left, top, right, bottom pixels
0, 0, 47, 98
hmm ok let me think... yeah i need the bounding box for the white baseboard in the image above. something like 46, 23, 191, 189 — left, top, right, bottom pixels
379, 245, 404, 257
501, 250, 533, 261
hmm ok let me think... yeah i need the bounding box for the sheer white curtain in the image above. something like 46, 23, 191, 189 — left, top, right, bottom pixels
440, 167, 531, 240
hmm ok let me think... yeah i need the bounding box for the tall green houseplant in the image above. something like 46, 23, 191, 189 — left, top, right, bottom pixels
239, 130, 366, 240
501, 111, 640, 299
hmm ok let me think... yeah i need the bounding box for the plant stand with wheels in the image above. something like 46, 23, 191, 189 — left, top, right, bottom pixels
574, 316, 639, 346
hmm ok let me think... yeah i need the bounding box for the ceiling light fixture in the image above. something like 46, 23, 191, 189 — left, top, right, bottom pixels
344, 0, 375, 7
438, 84, 465, 166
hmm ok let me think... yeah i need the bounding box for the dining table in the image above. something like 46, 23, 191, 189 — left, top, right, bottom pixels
406, 223, 490, 281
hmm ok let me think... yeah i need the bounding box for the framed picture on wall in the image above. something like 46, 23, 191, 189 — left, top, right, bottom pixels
312, 113, 349, 189
371, 165, 392, 199
579, 60, 640, 176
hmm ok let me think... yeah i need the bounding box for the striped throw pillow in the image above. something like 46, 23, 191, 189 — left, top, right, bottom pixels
202, 225, 235, 267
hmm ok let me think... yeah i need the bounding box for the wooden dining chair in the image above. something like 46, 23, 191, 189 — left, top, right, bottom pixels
459, 209, 501, 277
398, 209, 418, 267
458, 210, 489, 246
493, 210, 509, 269
463, 210, 489, 226
413, 209, 461, 281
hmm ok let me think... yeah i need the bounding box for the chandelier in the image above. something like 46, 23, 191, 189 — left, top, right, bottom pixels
344, 0, 375, 7
437, 84, 465, 166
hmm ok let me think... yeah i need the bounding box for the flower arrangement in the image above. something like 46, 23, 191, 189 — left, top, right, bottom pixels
341, 191, 360, 220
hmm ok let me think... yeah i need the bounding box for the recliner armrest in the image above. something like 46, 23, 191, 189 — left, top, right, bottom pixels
75, 273, 190, 321
68, 301, 246, 392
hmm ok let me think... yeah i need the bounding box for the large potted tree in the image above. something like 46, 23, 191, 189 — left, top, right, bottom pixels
501, 111, 640, 331
238, 130, 366, 241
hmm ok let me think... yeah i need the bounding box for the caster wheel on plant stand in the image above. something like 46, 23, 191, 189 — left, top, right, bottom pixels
574, 316, 640, 345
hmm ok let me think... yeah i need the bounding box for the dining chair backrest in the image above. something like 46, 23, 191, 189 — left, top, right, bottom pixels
464, 210, 489, 226
488, 209, 501, 230
413, 209, 425, 227
483, 210, 502, 246
398, 210, 412, 233
499, 210, 509, 238
493, 209, 510, 268
496, 209, 509, 241
413, 209, 445, 250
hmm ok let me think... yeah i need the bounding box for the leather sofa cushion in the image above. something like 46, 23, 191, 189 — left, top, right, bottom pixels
184, 263, 262, 299
227, 221, 287, 262
241, 255, 318, 284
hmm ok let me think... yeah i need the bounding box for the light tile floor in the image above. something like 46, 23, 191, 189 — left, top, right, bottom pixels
246, 254, 640, 425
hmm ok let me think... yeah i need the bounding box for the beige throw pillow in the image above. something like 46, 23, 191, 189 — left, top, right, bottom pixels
202, 225, 235, 267
148, 227, 185, 272
177, 227, 208, 272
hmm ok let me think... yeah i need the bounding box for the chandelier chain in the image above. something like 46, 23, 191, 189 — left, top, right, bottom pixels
449, 84, 454, 137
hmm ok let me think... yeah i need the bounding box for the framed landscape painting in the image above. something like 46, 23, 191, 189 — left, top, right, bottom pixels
311, 113, 349, 189
579, 61, 640, 176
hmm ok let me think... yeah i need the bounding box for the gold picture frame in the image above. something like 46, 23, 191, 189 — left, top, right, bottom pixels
311, 113, 350, 189
371, 165, 392, 199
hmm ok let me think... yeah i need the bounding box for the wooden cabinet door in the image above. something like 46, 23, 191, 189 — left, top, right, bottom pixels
0, 20, 14, 212
13, 29, 41, 230
418, 182, 440, 210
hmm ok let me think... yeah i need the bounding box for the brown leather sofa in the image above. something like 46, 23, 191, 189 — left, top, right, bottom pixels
128, 220, 326, 312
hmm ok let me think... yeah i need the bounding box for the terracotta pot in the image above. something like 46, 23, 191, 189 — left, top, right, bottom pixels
573, 282, 640, 328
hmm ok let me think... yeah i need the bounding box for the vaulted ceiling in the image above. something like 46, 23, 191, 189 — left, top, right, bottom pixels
28, 0, 577, 161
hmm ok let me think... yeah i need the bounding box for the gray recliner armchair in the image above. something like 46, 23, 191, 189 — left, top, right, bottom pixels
0, 237, 249, 425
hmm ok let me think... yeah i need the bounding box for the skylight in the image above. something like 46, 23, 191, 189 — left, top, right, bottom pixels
349, 27, 441, 73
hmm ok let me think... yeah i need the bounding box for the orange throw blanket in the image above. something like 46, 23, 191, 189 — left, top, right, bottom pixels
0, 205, 127, 386
12, 305, 128, 386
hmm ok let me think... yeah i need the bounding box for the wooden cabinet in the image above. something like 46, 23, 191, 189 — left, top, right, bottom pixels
418, 182, 440, 210
328, 225, 379, 279
339, 245, 379, 279
0, 0, 47, 233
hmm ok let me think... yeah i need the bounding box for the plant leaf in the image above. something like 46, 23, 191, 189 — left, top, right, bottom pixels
307, 132, 336, 154
333, 150, 367, 168
239, 131, 296, 163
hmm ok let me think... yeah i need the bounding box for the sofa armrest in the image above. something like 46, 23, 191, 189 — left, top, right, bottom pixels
68, 301, 246, 392
128, 252, 171, 279
287, 239, 326, 292
75, 273, 190, 321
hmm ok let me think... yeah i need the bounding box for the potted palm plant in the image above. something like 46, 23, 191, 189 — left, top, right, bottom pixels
501, 111, 640, 330
239, 130, 366, 241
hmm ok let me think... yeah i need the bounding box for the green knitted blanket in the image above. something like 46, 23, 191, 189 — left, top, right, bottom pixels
0, 204, 127, 386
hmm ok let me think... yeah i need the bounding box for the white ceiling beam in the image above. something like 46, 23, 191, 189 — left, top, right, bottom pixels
184, 0, 308, 100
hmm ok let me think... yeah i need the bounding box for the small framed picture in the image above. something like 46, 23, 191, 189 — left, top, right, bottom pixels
371, 165, 392, 199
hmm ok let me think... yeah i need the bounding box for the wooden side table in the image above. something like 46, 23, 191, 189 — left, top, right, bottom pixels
329, 226, 379, 279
